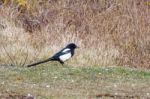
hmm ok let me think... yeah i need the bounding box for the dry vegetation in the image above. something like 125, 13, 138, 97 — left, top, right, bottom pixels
0, 0, 150, 68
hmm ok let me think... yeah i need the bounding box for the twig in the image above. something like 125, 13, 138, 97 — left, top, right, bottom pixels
18, 45, 25, 66
2, 44, 16, 66
0, 64, 15, 66
21, 45, 29, 67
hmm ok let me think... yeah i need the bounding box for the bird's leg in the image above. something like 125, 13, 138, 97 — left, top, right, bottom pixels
59, 60, 64, 65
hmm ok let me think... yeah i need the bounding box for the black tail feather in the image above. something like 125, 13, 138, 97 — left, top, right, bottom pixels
27, 58, 52, 67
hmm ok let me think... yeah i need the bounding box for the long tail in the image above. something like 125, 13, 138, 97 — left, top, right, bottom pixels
27, 58, 52, 67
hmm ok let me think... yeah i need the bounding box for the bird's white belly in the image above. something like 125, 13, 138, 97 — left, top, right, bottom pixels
59, 53, 71, 61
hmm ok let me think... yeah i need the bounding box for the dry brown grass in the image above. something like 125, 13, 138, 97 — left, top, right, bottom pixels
0, 0, 150, 68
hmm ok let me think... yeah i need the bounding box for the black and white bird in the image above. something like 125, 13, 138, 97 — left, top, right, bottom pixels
27, 43, 79, 67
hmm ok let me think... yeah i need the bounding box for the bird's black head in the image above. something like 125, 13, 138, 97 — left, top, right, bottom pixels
66, 43, 78, 49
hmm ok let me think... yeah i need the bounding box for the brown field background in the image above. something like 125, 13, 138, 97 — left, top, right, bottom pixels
0, 0, 150, 68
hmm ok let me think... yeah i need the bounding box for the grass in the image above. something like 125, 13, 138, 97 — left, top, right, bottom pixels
0, 0, 150, 68
0, 65, 150, 98
0, 0, 150, 98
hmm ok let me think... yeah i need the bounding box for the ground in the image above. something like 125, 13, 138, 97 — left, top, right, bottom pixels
0, 64, 150, 99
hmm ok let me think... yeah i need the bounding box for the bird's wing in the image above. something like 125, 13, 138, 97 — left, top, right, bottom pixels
62, 48, 70, 53
51, 48, 71, 59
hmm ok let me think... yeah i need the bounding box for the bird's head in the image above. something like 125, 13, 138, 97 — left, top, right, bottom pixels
66, 43, 79, 49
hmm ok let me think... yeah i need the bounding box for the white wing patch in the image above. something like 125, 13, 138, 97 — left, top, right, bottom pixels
59, 53, 72, 62
62, 48, 70, 53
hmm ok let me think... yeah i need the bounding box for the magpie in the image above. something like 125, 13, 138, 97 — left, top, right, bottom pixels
27, 43, 79, 67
